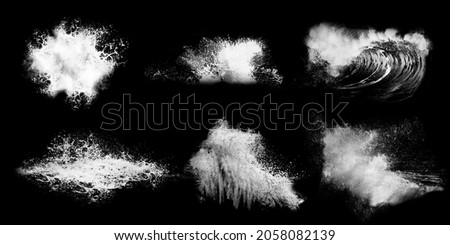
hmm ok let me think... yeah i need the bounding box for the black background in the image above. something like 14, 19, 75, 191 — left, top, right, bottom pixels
3, 4, 449, 224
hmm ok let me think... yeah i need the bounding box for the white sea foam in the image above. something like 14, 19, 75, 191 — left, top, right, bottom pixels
27, 21, 126, 108
322, 127, 442, 206
181, 38, 282, 84
17, 134, 165, 202
190, 120, 302, 210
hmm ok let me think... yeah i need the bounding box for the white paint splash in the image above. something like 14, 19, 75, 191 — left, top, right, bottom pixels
181, 38, 282, 84
306, 23, 430, 77
190, 120, 303, 210
322, 127, 442, 206
17, 134, 166, 203
27, 21, 126, 108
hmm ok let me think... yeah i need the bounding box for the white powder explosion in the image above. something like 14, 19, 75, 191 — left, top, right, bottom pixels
17, 134, 166, 203
181, 38, 282, 84
322, 127, 442, 207
190, 120, 303, 210
306, 23, 430, 77
27, 21, 126, 108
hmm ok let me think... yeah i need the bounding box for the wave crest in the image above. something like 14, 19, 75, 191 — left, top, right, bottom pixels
307, 23, 430, 101
190, 120, 303, 210
322, 126, 442, 207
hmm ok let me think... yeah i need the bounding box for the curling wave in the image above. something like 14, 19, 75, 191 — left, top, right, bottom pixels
307, 23, 430, 101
